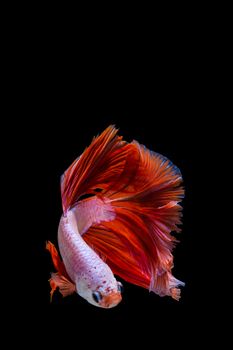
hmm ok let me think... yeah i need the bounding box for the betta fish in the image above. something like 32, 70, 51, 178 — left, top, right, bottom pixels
46, 125, 185, 308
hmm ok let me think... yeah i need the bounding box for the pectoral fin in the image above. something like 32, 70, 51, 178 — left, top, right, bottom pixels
49, 273, 76, 302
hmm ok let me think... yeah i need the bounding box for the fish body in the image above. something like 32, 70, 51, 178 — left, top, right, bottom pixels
46, 126, 185, 307
57, 208, 121, 308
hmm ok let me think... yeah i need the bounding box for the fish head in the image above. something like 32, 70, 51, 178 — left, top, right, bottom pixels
77, 279, 123, 308
97, 286, 122, 309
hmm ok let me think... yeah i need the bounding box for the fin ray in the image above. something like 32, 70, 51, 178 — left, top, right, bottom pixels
49, 273, 76, 301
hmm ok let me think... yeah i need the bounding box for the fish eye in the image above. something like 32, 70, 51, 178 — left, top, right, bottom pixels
117, 282, 124, 293
92, 291, 102, 303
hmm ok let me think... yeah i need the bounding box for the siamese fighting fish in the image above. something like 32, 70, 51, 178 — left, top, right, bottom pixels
46, 125, 185, 308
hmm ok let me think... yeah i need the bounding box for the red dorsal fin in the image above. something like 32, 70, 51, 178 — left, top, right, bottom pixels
61, 125, 139, 212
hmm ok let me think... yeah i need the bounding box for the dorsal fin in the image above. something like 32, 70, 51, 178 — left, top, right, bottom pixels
61, 125, 139, 212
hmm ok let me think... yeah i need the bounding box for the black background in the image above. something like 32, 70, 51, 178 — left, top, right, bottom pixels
8, 27, 216, 346
22, 105, 206, 344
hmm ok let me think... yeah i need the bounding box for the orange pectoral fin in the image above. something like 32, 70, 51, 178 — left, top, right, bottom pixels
49, 273, 76, 302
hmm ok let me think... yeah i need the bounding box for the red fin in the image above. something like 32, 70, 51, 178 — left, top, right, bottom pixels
61, 125, 139, 212
49, 273, 76, 301
46, 241, 75, 300
46, 241, 71, 281
49, 277, 58, 302
84, 225, 150, 289
149, 271, 185, 300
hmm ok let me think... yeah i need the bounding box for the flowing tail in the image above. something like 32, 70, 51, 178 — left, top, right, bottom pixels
61, 125, 185, 300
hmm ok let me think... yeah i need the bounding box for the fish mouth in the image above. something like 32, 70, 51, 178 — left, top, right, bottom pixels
99, 292, 122, 308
